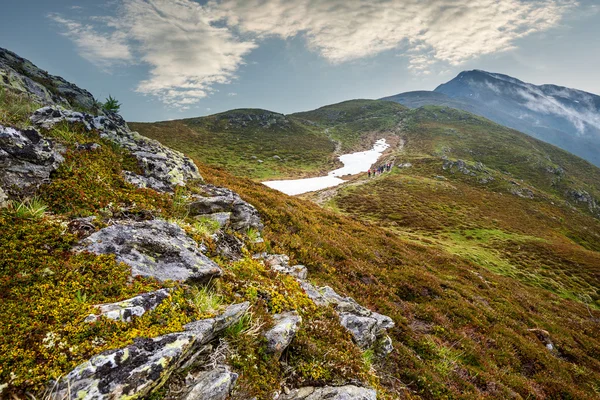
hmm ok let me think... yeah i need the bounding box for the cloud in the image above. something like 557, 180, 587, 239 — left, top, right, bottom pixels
51, 0, 576, 106
48, 13, 133, 69
213, 0, 576, 69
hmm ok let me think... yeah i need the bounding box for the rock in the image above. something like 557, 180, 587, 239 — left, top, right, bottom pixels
273, 155, 282, 160
84, 289, 172, 323
79, 219, 222, 283
511, 186, 534, 199
199, 212, 232, 228
188, 185, 263, 232
0, 187, 7, 208
375, 335, 394, 357
0, 124, 64, 199
30, 106, 201, 192
182, 366, 238, 400
184, 302, 250, 341
567, 189, 599, 214
264, 311, 302, 356
67, 216, 96, 238
52, 303, 248, 400
397, 162, 412, 168
264, 254, 308, 280
528, 328, 556, 352
214, 231, 245, 261
280, 385, 377, 400
76, 142, 101, 152
0, 47, 97, 110
301, 284, 394, 350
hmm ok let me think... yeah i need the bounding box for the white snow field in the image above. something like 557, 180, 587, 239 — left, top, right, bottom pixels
263, 138, 390, 195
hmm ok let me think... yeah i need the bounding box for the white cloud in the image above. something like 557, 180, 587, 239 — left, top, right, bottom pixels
48, 13, 132, 69
227, 92, 238, 96
51, 0, 576, 106
213, 0, 576, 69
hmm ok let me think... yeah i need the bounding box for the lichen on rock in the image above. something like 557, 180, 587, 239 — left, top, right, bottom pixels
78, 219, 222, 283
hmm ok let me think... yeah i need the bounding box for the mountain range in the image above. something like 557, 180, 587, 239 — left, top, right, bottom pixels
382, 70, 600, 167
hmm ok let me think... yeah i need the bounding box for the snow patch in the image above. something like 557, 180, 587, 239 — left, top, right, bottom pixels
264, 139, 390, 196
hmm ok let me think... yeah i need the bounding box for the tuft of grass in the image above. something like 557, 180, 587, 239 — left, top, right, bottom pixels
189, 284, 222, 316
0, 87, 40, 126
2, 197, 48, 220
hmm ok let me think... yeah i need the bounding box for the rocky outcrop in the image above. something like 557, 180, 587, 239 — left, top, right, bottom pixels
30, 107, 201, 192
188, 185, 263, 232
261, 254, 308, 280
264, 312, 302, 356
79, 219, 222, 283
52, 303, 249, 400
0, 47, 97, 110
443, 159, 494, 184
280, 385, 377, 400
181, 366, 238, 400
0, 124, 64, 200
84, 289, 172, 323
567, 189, 599, 215
301, 284, 394, 352
217, 110, 289, 129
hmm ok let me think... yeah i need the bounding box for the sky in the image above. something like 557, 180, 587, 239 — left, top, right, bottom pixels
1, 0, 599, 122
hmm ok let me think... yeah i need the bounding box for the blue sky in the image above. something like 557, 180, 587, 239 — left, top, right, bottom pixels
2, 0, 599, 122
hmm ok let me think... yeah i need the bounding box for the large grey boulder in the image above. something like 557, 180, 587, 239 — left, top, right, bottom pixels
300, 283, 394, 352
84, 289, 172, 323
79, 219, 222, 283
0, 47, 96, 110
52, 303, 249, 400
182, 366, 238, 400
30, 106, 201, 192
0, 124, 64, 199
264, 311, 302, 356
280, 385, 377, 400
188, 185, 263, 232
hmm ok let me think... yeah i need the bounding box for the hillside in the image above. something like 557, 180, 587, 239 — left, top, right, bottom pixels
131, 100, 408, 180
382, 70, 600, 167
1, 47, 600, 400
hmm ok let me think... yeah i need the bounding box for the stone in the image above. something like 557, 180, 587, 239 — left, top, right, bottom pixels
67, 216, 96, 238
0, 47, 97, 110
84, 289, 172, 323
52, 303, 248, 400
188, 185, 263, 232
264, 254, 308, 280
214, 231, 245, 261
30, 106, 201, 192
182, 366, 238, 400
264, 311, 302, 355
280, 385, 377, 400
76, 142, 101, 151
301, 284, 394, 350
0, 124, 64, 199
79, 219, 222, 283
0, 187, 7, 208
376, 335, 394, 357
528, 328, 556, 352
199, 212, 232, 228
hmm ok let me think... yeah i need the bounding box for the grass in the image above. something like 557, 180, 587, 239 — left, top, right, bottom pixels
0, 87, 39, 126
2, 197, 48, 220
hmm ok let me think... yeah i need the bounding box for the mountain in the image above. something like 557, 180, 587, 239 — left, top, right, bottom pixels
2, 46, 600, 400
382, 70, 600, 167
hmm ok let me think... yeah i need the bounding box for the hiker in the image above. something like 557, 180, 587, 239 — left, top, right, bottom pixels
368, 169, 371, 178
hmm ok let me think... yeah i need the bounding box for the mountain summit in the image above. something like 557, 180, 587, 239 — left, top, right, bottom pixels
383, 70, 600, 166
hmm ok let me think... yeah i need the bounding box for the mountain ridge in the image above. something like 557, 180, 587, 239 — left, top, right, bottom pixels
383, 69, 600, 167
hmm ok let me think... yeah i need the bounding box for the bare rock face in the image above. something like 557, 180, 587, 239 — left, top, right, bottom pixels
30, 106, 201, 192
0, 124, 64, 200
51, 303, 249, 400
264, 311, 302, 356
0, 187, 7, 208
188, 185, 263, 232
0, 47, 97, 110
263, 254, 308, 280
84, 289, 172, 323
79, 219, 222, 283
280, 385, 377, 400
181, 366, 238, 400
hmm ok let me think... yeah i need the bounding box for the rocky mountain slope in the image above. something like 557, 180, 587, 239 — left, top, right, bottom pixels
0, 49, 395, 400
382, 70, 600, 167
2, 47, 600, 400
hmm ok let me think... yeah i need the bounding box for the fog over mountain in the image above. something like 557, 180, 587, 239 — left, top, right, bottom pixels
383, 70, 600, 166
